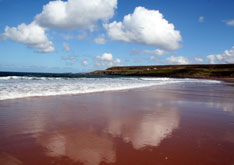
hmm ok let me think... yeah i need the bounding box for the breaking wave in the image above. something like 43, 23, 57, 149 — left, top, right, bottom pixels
0, 76, 220, 100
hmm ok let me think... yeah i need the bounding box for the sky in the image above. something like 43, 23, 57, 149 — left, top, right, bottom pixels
0, 0, 234, 73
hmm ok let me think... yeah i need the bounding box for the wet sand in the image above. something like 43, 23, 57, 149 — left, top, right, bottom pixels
0, 82, 234, 165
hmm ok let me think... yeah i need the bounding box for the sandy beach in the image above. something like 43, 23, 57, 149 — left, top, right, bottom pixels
0, 82, 234, 165
1, 0, 234, 164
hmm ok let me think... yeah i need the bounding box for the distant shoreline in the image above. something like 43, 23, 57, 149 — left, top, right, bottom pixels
91, 64, 234, 83
1, 64, 234, 83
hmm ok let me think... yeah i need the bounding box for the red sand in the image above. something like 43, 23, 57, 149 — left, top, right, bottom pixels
0, 83, 234, 165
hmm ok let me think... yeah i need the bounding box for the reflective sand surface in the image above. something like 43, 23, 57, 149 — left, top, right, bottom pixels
0, 82, 234, 165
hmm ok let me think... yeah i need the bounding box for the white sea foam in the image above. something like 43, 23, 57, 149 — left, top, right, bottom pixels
139, 78, 170, 81
0, 77, 220, 100
0, 76, 65, 80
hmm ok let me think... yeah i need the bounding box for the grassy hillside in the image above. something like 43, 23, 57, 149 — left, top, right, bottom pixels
92, 64, 234, 78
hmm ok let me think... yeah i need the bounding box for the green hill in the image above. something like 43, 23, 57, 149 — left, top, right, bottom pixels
92, 64, 234, 78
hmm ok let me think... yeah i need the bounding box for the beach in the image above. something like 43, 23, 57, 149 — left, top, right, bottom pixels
1, 0, 234, 164
0, 81, 234, 165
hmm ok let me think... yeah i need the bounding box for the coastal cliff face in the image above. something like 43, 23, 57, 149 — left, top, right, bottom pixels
92, 64, 234, 78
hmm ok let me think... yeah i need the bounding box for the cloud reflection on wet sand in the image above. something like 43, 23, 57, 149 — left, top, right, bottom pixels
35, 106, 179, 164
37, 128, 116, 165
106, 108, 180, 149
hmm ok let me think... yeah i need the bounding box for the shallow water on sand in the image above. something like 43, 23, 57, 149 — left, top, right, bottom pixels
0, 82, 234, 165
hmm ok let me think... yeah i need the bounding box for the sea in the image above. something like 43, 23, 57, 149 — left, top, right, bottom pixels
0, 71, 221, 100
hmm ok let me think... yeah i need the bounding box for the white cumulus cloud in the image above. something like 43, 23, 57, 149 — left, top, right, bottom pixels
62, 42, 71, 52
35, 0, 117, 30
1, 22, 55, 53
207, 46, 234, 64
96, 53, 121, 66
1, 0, 118, 53
207, 55, 216, 64
104, 6, 182, 50
166, 56, 190, 64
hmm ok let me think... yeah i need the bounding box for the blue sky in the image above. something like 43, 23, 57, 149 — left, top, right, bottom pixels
0, 0, 234, 73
